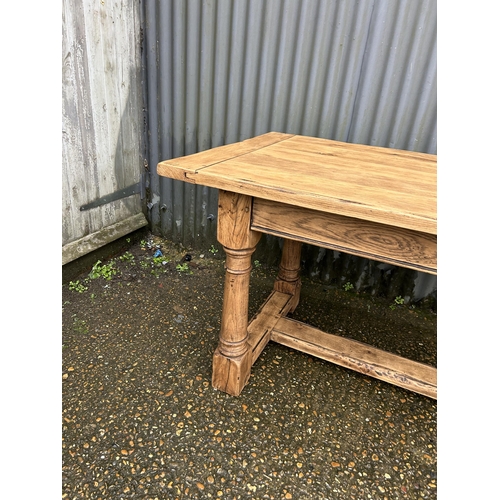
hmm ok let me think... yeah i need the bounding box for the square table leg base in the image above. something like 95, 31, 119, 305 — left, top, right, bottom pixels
212, 347, 253, 396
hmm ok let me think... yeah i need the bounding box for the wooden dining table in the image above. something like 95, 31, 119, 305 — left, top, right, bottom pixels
157, 132, 437, 398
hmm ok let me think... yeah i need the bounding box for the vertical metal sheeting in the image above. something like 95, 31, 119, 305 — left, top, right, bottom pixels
143, 0, 437, 301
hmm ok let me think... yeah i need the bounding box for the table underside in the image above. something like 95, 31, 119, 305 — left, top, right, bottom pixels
247, 198, 436, 399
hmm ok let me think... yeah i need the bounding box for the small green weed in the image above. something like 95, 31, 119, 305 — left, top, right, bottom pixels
176, 262, 191, 273
343, 281, 354, 292
89, 260, 117, 280
390, 295, 405, 310
146, 255, 170, 276
152, 256, 170, 266
72, 315, 89, 334
253, 260, 261, 268
68, 280, 88, 293
209, 245, 218, 255
118, 251, 135, 262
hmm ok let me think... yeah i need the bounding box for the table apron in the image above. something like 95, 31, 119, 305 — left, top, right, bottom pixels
251, 198, 437, 275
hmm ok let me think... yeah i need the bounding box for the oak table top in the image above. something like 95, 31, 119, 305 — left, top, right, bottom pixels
158, 132, 437, 236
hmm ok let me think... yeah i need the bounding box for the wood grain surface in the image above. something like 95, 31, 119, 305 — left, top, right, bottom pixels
252, 198, 437, 274
271, 317, 437, 399
158, 132, 436, 235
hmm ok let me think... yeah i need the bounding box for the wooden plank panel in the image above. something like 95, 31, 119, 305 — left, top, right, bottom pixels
252, 198, 437, 274
203, 149, 435, 231
63, 0, 144, 252
275, 135, 436, 172
271, 317, 437, 399
157, 132, 294, 182
62, 213, 148, 265
247, 291, 295, 365
219, 140, 436, 197
158, 133, 436, 234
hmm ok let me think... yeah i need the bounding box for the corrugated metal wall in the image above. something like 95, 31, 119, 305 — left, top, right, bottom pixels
143, 0, 437, 302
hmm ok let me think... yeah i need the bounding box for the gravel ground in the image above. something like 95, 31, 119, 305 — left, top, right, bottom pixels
62, 234, 437, 499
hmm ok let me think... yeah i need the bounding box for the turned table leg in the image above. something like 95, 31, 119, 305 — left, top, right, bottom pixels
274, 239, 302, 313
212, 190, 261, 396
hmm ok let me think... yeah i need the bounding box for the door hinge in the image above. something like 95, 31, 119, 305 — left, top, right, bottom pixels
80, 172, 149, 211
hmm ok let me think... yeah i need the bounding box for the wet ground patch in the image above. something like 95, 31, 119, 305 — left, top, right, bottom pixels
62, 233, 437, 499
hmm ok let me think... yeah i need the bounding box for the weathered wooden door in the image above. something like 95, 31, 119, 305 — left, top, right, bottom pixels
62, 0, 147, 265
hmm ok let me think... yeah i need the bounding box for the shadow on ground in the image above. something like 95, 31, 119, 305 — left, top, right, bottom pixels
62, 234, 437, 500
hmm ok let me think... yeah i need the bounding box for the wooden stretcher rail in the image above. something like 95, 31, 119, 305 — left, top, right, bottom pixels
272, 316, 437, 400
246, 290, 437, 399
247, 291, 296, 364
